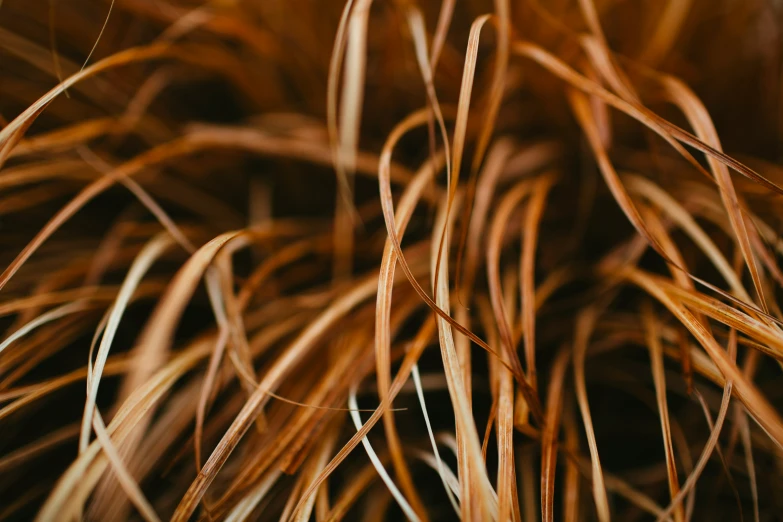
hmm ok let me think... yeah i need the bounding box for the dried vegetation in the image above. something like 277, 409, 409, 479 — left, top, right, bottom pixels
1, 0, 783, 520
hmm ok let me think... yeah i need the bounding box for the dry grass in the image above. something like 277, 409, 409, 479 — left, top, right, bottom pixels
1, 0, 783, 520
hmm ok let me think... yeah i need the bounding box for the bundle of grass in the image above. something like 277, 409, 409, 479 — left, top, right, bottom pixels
2, 0, 783, 520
